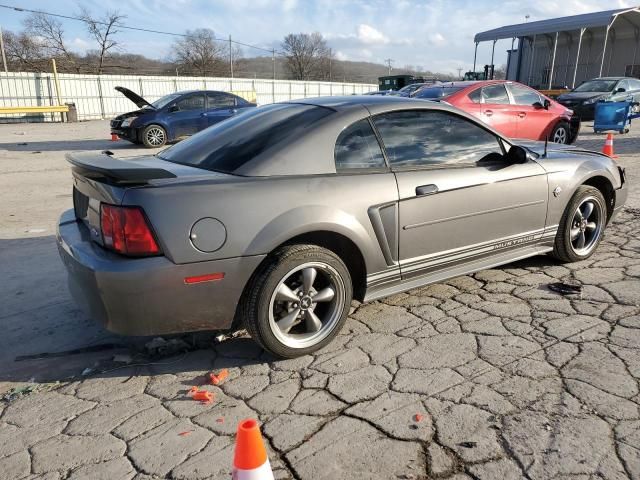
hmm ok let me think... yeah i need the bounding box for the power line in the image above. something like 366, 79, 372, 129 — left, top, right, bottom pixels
0, 2, 279, 55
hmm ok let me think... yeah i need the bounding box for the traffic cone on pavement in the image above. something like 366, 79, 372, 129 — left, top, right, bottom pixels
602, 133, 618, 159
111, 133, 118, 141
232, 419, 274, 480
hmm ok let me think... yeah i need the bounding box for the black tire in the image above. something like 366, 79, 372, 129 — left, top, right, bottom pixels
141, 124, 167, 148
552, 185, 607, 263
550, 121, 570, 144
241, 244, 353, 358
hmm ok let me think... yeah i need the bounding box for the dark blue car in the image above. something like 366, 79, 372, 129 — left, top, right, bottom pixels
110, 87, 257, 148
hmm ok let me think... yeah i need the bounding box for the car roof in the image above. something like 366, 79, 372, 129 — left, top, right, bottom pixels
289, 95, 424, 109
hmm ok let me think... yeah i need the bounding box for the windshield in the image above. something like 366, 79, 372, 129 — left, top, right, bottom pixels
573, 80, 617, 93
398, 84, 422, 93
413, 86, 464, 99
157, 103, 334, 174
150, 93, 182, 109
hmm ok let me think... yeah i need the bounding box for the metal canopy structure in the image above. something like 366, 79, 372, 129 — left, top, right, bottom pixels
474, 8, 638, 42
472, 7, 640, 89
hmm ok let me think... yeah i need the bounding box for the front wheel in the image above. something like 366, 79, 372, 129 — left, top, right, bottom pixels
141, 124, 167, 148
550, 122, 570, 144
241, 245, 352, 358
552, 185, 607, 263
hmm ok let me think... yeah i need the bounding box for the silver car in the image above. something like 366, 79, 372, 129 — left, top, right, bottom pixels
57, 96, 628, 358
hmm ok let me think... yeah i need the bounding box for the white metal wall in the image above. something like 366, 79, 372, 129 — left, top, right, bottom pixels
0, 72, 377, 122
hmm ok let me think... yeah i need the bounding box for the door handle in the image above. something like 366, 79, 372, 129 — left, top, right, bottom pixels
484, 110, 493, 117
518, 112, 526, 118
416, 184, 439, 196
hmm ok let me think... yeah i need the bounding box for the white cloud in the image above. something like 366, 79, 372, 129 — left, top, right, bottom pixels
428, 33, 446, 47
334, 50, 349, 61
356, 24, 389, 45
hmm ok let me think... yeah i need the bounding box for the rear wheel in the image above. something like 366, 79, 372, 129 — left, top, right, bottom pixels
242, 245, 352, 358
551, 122, 570, 144
141, 124, 167, 148
552, 186, 606, 263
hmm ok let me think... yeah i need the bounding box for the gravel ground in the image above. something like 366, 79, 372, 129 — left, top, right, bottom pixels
0, 119, 639, 479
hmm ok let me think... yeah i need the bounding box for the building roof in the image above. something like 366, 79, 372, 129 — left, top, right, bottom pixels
475, 7, 640, 42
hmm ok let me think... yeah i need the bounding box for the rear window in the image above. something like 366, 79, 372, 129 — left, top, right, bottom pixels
158, 104, 334, 174
413, 87, 463, 99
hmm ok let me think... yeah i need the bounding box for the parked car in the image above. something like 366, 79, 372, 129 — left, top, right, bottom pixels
58, 96, 627, 358
412, 80, 579, 144
556, 77, 640, 120
110, 87, 257, 148
389, 83, 427, 97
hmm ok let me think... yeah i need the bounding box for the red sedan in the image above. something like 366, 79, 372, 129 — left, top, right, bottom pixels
412, 80, 578, 144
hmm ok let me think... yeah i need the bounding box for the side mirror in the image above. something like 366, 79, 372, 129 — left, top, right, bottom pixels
168, 104, 180, 113
543, 99, 551, 109
616, 87, 626, 93
532, 101, 544, 109
505, 145, 528, 164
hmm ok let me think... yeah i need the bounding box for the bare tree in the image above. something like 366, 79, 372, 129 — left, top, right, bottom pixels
172, 29, 227, 76
281, 32, 330, 80
24, 12, 79, 71
79, 8, 125, 74
3, 30, 46, 71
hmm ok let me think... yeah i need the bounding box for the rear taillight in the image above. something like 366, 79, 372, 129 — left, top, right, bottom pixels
100, 204, 160, 256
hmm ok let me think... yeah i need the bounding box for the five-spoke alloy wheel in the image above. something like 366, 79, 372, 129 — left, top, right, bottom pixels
242, 245, 352, 358
553, 185, 606, 262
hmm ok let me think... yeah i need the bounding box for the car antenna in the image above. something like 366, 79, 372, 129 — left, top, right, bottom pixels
543, 135, 549, 158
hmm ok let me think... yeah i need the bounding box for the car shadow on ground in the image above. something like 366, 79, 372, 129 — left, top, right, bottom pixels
0, 139, 155, 153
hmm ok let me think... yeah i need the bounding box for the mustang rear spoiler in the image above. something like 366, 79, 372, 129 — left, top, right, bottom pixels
67, 152, 176, 185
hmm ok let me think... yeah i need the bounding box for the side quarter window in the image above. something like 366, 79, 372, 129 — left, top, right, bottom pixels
468, 88, 481, 103
373, 110, 504, 168
335, 119, 386, 172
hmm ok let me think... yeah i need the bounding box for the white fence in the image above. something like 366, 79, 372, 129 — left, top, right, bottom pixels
0, 71, 377, 122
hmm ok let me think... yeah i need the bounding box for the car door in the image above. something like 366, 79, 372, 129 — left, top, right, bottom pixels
507, 83, 555, 140
480, 84, 517, 137
611, 80, 633, 102
168, 93, 206, 138
372, 109, 548, 280
204, 92, 238, 127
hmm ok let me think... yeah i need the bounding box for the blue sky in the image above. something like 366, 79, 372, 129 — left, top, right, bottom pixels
1, 0, 635, 74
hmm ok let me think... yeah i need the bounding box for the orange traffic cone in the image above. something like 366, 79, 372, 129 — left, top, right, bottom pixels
602, 133, 618, 159
111, 133, 119, 141
232, 419, 274, 480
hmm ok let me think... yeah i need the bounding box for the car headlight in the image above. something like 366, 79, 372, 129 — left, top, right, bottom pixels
121, 116, 137, 127
583, 96, 603, 105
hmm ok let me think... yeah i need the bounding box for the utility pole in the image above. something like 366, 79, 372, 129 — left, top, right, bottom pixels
0, 26, 7, 73
329, 48, 332, 82
229, 35, 234, 78
385, 58, 393, 75
272, 49, 276, 103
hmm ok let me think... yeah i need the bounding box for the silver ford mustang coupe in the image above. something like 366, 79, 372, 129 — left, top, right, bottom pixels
57, 96, 627, 358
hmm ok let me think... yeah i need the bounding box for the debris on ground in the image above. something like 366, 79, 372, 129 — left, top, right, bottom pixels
458, 441, 477, 448
1, 381, 61, 402
209, 369, 229, 385
178, 430, 194, 436
188, 386, 215, 404
548, 282, 582, 296
81, 367, 94, 376
216, 417, 225, 423
413, 413, 424, 422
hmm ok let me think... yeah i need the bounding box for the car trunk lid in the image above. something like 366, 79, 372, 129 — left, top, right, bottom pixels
68, 152, 229, 247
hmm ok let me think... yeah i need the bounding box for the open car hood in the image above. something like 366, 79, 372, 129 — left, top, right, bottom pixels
115, 86, 154, 109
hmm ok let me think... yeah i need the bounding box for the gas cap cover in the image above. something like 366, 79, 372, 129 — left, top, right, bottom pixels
189, 218, 226, 253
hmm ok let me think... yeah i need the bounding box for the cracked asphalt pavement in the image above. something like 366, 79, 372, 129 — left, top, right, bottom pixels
1, 121, 639, 479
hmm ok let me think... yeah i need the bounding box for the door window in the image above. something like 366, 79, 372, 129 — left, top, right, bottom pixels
373, 110, 504, 168
176, 94, 205, 111
335, 119, 386, 171
207, 92, 236, 108
629, 79, 640, 90
617, 80, 630, 92
508, 84, 542, 106
481, 84, 510, 104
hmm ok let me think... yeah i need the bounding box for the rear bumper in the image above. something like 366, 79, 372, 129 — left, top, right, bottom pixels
56, 209, 265, 336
